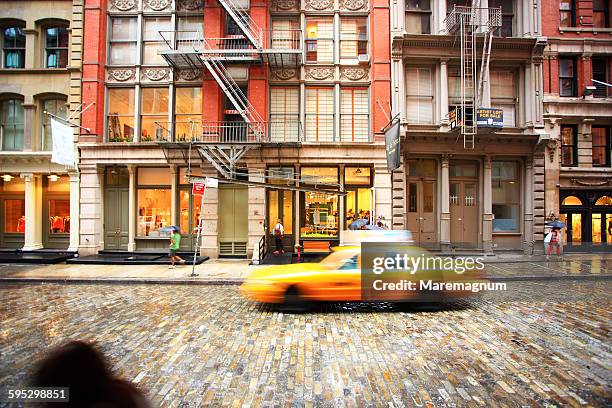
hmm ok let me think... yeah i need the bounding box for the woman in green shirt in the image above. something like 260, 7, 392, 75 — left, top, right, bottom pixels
169, 227, 184, 269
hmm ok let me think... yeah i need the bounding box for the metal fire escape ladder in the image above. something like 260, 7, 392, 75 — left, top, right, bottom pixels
217, 0, 263, 49
459, 11, 476, 150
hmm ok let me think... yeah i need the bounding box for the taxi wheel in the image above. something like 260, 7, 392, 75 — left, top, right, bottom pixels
281, 286, 309, 313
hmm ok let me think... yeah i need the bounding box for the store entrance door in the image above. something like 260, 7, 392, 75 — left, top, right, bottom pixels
218, 185, 248, 256
104, 187, 129, 250
449, 181, 479, 247
406, 180, 436, 246
267, 189, 294, 252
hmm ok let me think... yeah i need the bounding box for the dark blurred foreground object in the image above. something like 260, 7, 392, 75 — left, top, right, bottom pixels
31, 341, 152, 407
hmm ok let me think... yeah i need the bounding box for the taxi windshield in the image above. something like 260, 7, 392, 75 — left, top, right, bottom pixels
319, 248, 360, 270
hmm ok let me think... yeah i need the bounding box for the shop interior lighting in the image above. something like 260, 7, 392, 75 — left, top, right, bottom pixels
2, 174, 13, 182
48, 174, 60, 182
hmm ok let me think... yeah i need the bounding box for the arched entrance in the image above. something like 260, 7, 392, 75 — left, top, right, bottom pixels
559, 191, 612, 251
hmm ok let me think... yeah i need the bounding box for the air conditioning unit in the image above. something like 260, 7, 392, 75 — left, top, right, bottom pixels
358, 54, 369, 63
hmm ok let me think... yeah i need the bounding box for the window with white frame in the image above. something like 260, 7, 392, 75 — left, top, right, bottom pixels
305, 88, 334, 142
270, 87, 299, 142
305, 18, 334, 63
109, 17, 137, 65
0, 98, 24, 150
340, 18, 368, 60
140, 87, 169, 142
406, 67, 433, 124
405, 0, 431, 34
177, 16, 203, 49
143, 17, 171, 65
107, 88, 135, 142
340, 88, 369, 142
490, 70, 516, 128
271, 20, 300, 50
42, 98, 68, 150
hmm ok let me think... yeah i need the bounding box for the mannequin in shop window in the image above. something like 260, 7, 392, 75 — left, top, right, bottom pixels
17, 216, 25, 233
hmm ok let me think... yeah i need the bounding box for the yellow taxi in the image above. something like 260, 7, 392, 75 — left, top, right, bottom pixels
240, 245, 487, 307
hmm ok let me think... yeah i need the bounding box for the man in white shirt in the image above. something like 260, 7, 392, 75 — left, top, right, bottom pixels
273, 218, 284, 254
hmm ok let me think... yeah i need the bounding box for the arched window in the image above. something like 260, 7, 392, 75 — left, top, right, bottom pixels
595, 196, 612, 206
561, 195, 582, 206
41, 98, 68, 150
2, 26, 25, 68
0, 98, 24, 150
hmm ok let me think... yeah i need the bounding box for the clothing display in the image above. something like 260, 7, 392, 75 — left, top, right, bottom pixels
49, 216, 70, 233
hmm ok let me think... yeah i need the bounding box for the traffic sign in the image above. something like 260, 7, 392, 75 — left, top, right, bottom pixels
192, 182, 206, 196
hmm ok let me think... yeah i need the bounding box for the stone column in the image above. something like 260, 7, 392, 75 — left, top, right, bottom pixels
22, 174, 43, 250
77, 165, 104, 255
391, 58, 405, 122
200, 165, 219, 258
524, 62, 534, 127
544, 119, 561, 220
170, 165, 178, 226
68, 172, 80, 251
523, 158, 534, 254
482, 156, 493, 253
440, 154, 451, 250
24, 28, 37, 69
522, 0, 531, 36
22, 103, 35, 151
248, 166, 266, 258
127, 165, 137, 251
373, 163, 393, 229
440, 59, 449, 127
438, 0, 447, 33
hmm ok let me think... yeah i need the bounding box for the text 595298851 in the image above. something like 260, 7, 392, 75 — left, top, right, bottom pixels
4, 387, 69, 402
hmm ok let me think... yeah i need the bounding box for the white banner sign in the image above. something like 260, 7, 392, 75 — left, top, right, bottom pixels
205, 177, 219, 188
51, 118, 75, 167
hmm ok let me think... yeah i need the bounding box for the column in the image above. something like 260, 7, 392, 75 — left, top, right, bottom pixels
68, 172, 80, 252
523, 158, 534, 254
391, 58, 405, 121
200, 165, 219, 258
248, 165, 266, 258
482, 156, 493, 253
522, 0, 531, 36
339, 165, 345, 231
438, 0, 447, 33
127, 165, 136, 251
22, 102, 35, 151
170, 165, 178, 226
524, 62, 534, 127
24, 28, 37, 69
22, 174, 43, 250
373, 164, 393, 230
440, 60, 449, 127
440, 154, 451, 250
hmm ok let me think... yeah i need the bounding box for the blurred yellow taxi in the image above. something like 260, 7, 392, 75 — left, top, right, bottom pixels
240, 245, 487, 307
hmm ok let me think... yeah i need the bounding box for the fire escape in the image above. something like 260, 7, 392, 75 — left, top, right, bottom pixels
444, 3, 501, 149
156, 0, 302, 179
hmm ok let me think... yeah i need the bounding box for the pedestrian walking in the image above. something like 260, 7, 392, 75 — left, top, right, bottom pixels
169, 227, 184, 268
544, 226, 563, 260
273, 218, 284, 254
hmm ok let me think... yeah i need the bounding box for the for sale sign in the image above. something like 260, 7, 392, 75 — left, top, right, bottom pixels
192, 182, 206, 196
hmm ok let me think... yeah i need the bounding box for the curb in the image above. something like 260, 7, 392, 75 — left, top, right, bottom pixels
0, 274, 610, 286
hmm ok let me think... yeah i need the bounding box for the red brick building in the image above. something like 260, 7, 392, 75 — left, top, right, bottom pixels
541, 0, 612, 249
78, 0, 392, 258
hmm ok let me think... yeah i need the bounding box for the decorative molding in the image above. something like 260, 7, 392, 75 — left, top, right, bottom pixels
272, 0, 299, 10
305, 67, 334, 80
340, 0, 368, 11
484, 155, 492, 169
141, 68, 170, 81
305, 0, 333, 11
340, 67, 369, 81
570, 178, 610, 186
271, 68, 297, 80
546, 138, 559, 163
109, 0, 136, 11
177, 0, 204, 10
107, 68, 136, 82
177, 69, 202, 81
144, 0, 171, 11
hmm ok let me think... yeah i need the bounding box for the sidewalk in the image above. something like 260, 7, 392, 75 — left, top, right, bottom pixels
0, 254, 610, 285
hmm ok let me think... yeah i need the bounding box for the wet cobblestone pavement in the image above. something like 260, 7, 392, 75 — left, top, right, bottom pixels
0, 280, 610, 407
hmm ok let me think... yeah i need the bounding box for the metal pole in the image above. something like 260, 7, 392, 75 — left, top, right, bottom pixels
190, 187, 206, 277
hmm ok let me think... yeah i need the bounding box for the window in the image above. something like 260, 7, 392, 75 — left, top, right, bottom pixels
174, 87, 201, 141
489, 0, 513, 36
305, 18, 334, 63
592, 126, 610, 167
491, 70, 516, 127
345, 167, 372, 228
270, 87, 299, 142
561, 125, 577, 166
406, 67, 433, 124
561, 195, 582, 205
559, 0, 575, 27
492, 162, 520, 232
48, 199, 70, 234
340, 88, 369, 142
143, 17, 171, 65
45, 27, 68, 68
595, 195, 612, 205
340, 18, 367, 60
177, 16, 204, 49
559, 57, 577, 97
109, 17, 137, 65
137, 168, 172, 237
593, 58, 609, 98
3, 27, 25, 68
107, 88, 135, 142
1, 99, 24, 151
405, 0, 431, 34
42, 99, 68, 150
141, 88, 169, 142
4, 199, 25, 233
305, 88, 334, 142
271, 20, 300, 50
593, 0, 609, 28
300, 167, 339, 239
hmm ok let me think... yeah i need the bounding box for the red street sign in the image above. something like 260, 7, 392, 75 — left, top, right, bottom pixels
192, 182, 206, 196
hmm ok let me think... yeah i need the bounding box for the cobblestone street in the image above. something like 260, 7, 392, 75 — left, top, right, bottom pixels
0, 279, 610, 407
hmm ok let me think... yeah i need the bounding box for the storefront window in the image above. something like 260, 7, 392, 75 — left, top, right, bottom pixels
492, 162, 520, 232
137, 168, 171, 237
345, 167, 372, 228
49, 199, 70, 233
301, 192, 338, 238
407, 159, 436, 178
300, 167, 338, 185
5, 199, 25, 233
179, 189, 201, 235
179, 167, 203, 183
344, 167, 371, 185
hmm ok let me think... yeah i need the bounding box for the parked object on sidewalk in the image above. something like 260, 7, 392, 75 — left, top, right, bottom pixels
31, 340, 151, 407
